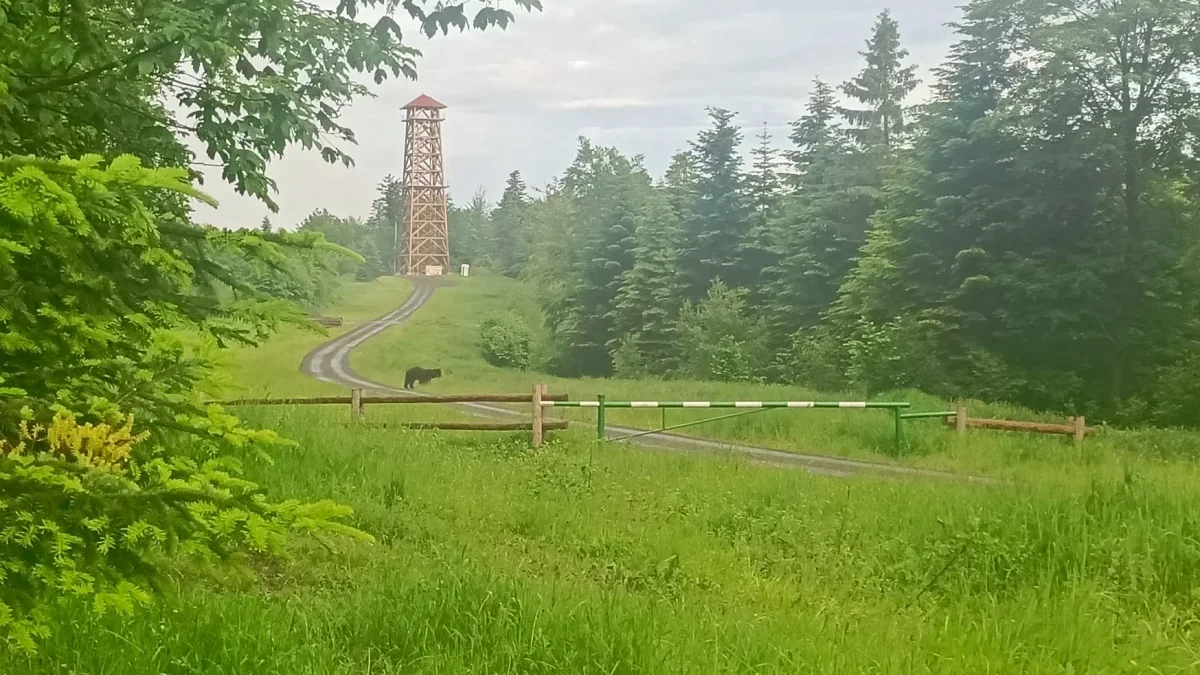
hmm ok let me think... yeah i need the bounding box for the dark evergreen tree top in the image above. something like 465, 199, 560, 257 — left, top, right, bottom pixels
746, 123, 783, 213
789, 79, 848, 187
499, 170, 529, 208
840, 9, 920, 151
681, 107, 751, 293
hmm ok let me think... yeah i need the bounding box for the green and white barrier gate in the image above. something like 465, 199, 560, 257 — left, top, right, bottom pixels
543, 398, 912, 452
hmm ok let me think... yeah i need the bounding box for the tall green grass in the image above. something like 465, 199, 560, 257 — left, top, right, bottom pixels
6, 406, 1199, 673
7, 274, 1198, 673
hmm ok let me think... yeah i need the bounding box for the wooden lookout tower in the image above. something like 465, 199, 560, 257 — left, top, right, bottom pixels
399, 94, 449, 276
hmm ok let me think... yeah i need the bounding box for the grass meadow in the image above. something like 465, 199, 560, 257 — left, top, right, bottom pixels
6, 275, 1199, 673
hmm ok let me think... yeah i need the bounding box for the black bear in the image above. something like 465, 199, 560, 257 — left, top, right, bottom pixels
404, 367, 442, 390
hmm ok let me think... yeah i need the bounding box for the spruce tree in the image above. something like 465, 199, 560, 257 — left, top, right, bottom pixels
741, 123, 783, 295
545, 145, 645, 376
837, 0, 1114, 405
365, 175, 404, 278
788, 79, 840, 187
680, 108, 751, 298
614, 187, 687, 375
491, 170, 530, 277
662, 151, 700, 220
746, 123, 783, 213
765, 80, 874, 343
449, 189, 492, 266
840, 10, 920, 152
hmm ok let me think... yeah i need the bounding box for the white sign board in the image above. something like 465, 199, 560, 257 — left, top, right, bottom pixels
460, 264, 471, 277
425, 265, 444, 276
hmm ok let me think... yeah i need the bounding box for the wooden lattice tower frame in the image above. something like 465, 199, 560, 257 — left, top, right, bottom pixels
399, 94, 449, 275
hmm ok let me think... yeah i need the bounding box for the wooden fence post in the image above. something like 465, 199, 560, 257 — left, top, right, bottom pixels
532, 384, 545, 447
955, 405, 968, 436
1073, 416, 1086, 444
351, 388, 364, 421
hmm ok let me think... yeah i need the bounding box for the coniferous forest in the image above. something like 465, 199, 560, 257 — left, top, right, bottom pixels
441, 4, 1200, 427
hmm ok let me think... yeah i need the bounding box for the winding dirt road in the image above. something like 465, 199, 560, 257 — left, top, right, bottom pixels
301, 277, 982, 482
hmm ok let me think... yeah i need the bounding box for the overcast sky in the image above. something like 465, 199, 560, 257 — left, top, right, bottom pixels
192, 0, 964, 229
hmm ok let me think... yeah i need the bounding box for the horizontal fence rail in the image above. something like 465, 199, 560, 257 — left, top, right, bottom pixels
945, 415, 1092, 439
219, 393, 568, 406
210, 386, 568, 448
902, 405, 1093, 444
900, 410, 956, 420
398, 421, 569, 432
543, 401, 910, 409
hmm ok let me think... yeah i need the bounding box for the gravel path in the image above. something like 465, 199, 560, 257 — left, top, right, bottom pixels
300, 277, 986, 483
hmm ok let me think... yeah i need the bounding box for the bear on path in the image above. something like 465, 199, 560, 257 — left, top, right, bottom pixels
404, 367, 442, 389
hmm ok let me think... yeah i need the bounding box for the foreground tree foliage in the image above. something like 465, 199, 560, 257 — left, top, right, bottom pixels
0, 0, 542, 206
0, 0, 538, 653
0, 155, 369, 651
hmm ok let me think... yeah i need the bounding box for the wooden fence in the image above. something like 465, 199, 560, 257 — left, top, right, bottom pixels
938, 406, 1092, 442
216, 391, 1092, 451
218, 386, 568, 447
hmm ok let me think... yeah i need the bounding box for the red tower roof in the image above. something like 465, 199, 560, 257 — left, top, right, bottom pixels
403, 94, 447, 109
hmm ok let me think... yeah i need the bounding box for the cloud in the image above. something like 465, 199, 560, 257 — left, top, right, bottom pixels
197, 0, 963, 229
553, 98, 654, 111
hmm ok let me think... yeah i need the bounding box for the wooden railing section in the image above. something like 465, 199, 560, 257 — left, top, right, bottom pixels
217, 386, 567, 447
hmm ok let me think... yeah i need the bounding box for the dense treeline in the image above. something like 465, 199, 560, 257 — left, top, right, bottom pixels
449, 2, 1200, 426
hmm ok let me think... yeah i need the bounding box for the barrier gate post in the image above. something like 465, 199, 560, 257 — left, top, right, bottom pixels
597, 394, 607, 440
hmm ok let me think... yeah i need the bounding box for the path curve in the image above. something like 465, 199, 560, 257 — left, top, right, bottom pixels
301, 277, 988, 483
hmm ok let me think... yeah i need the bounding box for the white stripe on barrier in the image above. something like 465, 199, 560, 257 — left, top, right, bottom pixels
544, 400, 884, 409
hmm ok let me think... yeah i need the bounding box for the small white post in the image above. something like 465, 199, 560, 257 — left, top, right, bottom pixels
1073, 416, 1086, 444
955, 405, 968, 436
351, 388, 364, 422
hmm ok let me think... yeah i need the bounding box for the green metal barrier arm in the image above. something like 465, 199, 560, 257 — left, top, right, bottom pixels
607, 407, 773, 443
900, 411, 955, 420
547, 400, 911, 410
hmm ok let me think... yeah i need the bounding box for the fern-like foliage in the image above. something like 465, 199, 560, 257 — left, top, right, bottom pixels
0, 155, 370, 653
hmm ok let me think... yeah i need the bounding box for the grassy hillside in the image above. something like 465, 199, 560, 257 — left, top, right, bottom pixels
351, 276, 1200, 477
